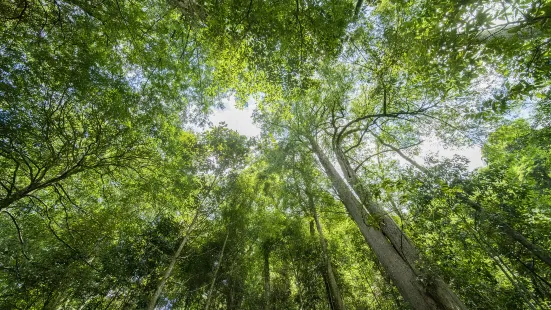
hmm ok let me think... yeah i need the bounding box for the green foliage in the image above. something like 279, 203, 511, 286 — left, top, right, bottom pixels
1, 0, 551, 309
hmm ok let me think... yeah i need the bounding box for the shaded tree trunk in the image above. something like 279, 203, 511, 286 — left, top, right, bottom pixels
263, 243, 271, 310
321, 269, 335, 310
147, 208, 201, 310
380, 137, 551, 269
205, 230, 230, 310
306, 191, 345, 310
461, 194, 551, 268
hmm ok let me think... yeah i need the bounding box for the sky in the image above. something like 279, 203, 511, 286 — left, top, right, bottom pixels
210, 100, 485, 171
210, 99, 260, 138
415, 139, 484, 171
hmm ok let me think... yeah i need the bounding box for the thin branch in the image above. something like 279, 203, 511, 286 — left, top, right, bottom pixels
353, 149, 395, 173
2, 210, 30, 260
369, 131, 427, 173
343, 126, 370, 154
336, 108, 430, 145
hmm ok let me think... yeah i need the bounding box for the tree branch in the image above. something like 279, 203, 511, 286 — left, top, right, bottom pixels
2, 210, 30, 260
354, 0, 364, 18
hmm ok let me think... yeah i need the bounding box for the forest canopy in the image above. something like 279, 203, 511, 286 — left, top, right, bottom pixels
1, 0, 551, 309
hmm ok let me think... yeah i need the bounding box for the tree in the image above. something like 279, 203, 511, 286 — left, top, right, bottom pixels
2, 0, 551, 309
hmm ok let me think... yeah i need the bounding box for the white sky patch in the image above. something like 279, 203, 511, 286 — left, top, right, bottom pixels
209, 97, 260, 137
415, 139, 485, 171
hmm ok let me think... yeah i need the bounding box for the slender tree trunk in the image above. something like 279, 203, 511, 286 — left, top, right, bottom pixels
263, 244, 271, 310
309, 137, 441, 310
321, 269, 336, 310
148, 177, 219, 309
354, 0, 364, 18
461, 215, 539, 310
147, 208, 201, 310
205, 230, 230, 310
381, 137, 551, 269
306, 191, 345, 310
333, 146, 467, 310
462, 194, 551, 268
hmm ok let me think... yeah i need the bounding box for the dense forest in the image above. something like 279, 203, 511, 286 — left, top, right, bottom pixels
1, 0, 551, 309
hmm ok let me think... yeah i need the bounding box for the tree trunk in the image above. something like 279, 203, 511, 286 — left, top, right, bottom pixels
461, 194, 551, 268
263, 244, 271, 310
381, 137, 551, 269
334, 146, 419, 265
333, 145, 467, 310
307, 192, 345, 310
309, 137, 441, 310
321, 269, 336, 310
205, 230, 230, 310
147, 208, 201, 310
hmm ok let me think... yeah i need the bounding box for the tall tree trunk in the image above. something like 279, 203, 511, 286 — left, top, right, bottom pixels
148, 177, 218, 309
380, 137, 551, 269
309, 137, 441, 310
334, 146, 419, 264
263, 243, 271, 310
461, 194, 551, 268
321, 269, 336, 310
333, 145, 466, 310
147, 208, 201, 310
205, 230, 230, 310
306, 191, 345, 310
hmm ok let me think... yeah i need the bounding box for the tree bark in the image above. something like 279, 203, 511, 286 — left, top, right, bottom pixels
381, 138, 551, 269
263, 243, 271, 310
309, 137, 441, 310
205, 230, 230, 310
147, 208, 201, 310
333, 145, 467, 310
321, 269, 336, 310
307, 191, 345, 310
